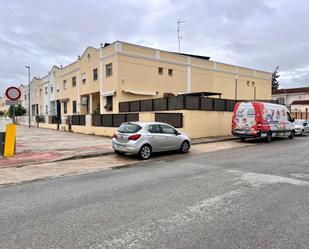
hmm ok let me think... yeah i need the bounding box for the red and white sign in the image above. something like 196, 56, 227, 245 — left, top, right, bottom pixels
5, 86, 21, 101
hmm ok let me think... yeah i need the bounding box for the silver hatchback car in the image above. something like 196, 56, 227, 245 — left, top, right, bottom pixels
112, 122, 191, 159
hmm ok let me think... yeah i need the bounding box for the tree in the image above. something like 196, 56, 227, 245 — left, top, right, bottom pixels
272, 66, 280, 91
7, 104, 26, 118
0, 110, 4, 116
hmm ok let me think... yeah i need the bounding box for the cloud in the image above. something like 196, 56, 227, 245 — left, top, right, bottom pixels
0, 0, 308, 95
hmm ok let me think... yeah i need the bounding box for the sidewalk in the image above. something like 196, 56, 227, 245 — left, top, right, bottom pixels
0, 125, 236, 168
0, 126, 113, 168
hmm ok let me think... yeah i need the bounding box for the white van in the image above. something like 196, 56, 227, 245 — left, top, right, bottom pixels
232, 102, 295, 142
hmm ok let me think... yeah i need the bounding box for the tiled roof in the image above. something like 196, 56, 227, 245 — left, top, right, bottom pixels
273, 87, 309, 94
291, 100, 309, 105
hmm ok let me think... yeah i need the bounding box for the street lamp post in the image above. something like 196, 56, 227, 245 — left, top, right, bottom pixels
25, 66, 31, 128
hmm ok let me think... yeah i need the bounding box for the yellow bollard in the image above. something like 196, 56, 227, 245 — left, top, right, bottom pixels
4, 124, 16, 157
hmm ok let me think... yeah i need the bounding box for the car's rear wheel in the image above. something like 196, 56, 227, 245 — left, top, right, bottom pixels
289, 130, 295, 139
138, 145, 152, 160
265, 132, 272, 143
179, 141, 190, 153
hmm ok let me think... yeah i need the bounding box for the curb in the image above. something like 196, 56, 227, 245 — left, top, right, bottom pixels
50, 151, 115, 163
191, 137, 238, 145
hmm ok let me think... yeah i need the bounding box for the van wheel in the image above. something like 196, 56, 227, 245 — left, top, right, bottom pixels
265, 132, 272, 143
289, 130, 295, 139
240, 137, 246, 142
179, 141, 190, 153
138, 145, 152, 160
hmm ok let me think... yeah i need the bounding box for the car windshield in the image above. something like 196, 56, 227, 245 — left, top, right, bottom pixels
118, 123, 142, 133
295, 120, 303, 125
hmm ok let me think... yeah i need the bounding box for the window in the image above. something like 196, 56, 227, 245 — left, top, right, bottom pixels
148, 125, 161, 134
72, 76, 76, 87
87, 53, 91, 63
63, 80, 67, 90
45, 105, 48, 114
63, 102, 67, 114
106, 63, 113, 77
287, 112, 293, 122
39, 89, 42, 96
106, 96, 113, 111
81, 73, 86, 84
118, 123, 142, 133
160, 124, 177, 135
158, 67, 163, 75
93, 68, 98, 80
51, 86, 53, 94
168, 69, 173, 76
45, 87, 48, 95
24, 94, 27, 101
72, 101, 77, 114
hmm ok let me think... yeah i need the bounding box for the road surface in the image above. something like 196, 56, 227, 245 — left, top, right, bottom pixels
0, 137, 308, 248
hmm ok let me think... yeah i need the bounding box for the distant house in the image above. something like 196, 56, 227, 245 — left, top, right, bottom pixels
290, 100, 309, 112
272, 87, 309, 110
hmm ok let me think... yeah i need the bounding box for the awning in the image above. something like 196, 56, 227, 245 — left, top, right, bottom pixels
101, 90, 116, 97
58, 98, 69, 102
178, 92, 222, 97
122, 90, 158, 96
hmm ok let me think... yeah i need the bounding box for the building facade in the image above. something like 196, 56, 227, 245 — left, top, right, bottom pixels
26, 41, 272, 123
272, 87, 309, 111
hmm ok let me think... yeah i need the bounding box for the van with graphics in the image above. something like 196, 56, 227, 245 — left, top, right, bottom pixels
232, 102, 295, 143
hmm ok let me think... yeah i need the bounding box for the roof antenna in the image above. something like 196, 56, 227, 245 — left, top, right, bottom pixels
177, 19, 186, 52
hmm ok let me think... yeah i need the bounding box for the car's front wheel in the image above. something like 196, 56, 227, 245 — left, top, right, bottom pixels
138, 144, 152, 160
179, 141, 190, 153
301, 130, 304, 136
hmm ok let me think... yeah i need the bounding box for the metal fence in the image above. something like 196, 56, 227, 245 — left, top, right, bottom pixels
92, 113, 139, 127
119, 96, 237, 113
155, 113, 183, 128
291, 112, 309, 120
68, 115, 86, 126
49, 115, 59, 124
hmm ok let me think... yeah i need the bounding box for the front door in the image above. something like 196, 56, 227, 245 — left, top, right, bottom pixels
56, 100, 61, 124
147, 124, 167, 152
159, 124, 180, 150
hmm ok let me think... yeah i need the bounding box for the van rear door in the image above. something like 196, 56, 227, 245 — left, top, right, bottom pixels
234, 102, 257, 134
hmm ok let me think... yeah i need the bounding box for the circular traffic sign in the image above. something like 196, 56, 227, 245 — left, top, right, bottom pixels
5, 86, 21, 100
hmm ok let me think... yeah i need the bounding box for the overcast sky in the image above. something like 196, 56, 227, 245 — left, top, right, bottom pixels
1, 0, 308, 95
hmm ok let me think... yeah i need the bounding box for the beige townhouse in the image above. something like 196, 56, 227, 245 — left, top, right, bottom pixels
46, 41, 271, 118
26, 41, 272, 137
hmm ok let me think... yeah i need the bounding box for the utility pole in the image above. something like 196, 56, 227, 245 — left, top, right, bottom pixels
25, 66, 31, 128
177, 19, 186, 52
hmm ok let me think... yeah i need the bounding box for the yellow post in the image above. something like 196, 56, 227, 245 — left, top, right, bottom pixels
4, 124, 17, 157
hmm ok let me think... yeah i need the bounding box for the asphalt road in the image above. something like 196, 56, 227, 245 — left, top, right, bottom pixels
0, 136, 308, 249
